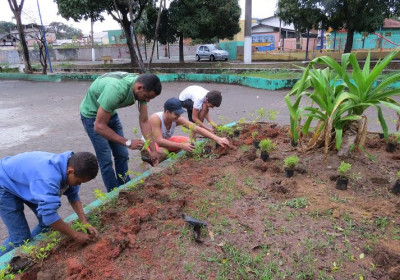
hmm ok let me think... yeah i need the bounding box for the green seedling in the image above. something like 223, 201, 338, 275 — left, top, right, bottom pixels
268, 109, 279, 120
192, 141, 208, 160
71, 221, 91, 234
216, 125, 234, 136
20, 240, 35, 257
284, 155, 299, 169
132, 127, 139, 136
237, 117, 246, 125
397, 171, 400, 181
0, 264, 14, 280
375, 216, 389, 231
259, 139, 276, 153
338, 161, 351, 177
251, 131, 258, 140
94, 188, 108, 201
284, 197, 308, 209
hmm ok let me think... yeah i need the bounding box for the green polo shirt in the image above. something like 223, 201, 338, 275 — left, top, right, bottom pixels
80, 72, 139, 118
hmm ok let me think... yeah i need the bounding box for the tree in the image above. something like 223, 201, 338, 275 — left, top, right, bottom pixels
169, 0, 241, 62
31, 24, 48, 74
320, 0, 399, 53
0, 21, 16, 34
276, 0, 325, 56
49, 22, 83, 39
7, 0, 32, 73
55, 0, 152, 67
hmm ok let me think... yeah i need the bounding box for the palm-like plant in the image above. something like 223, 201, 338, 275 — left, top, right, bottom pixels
286, 48, 400, 156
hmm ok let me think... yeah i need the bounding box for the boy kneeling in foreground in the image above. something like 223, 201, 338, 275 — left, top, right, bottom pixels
0, 151, 99, 256
142, 97, 230, 164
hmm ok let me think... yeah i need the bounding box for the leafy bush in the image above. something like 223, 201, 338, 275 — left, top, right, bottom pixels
338, 161, 351, 177
259, 139, 276, 153
284, 155, 299, 169
286, 48, 400, 155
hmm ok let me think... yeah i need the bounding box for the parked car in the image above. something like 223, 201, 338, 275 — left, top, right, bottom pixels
196, 44, 229, 61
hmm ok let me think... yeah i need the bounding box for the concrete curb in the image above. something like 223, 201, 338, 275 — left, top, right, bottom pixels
0, 73, 298, 90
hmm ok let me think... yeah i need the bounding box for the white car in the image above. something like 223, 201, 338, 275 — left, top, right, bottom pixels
196, 44, 229, 61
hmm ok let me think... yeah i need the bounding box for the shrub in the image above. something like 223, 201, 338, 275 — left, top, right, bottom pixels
259, 139, 276, 153
284, 155, 299, 169
338, 161, 351, 177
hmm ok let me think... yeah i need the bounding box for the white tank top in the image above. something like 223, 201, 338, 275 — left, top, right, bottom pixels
156, 112, 176, 139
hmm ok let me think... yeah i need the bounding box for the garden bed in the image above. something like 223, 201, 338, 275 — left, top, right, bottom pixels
16, 123, 400, 280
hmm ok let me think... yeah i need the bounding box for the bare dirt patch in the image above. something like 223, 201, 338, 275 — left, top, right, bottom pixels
17, 123, 400, 280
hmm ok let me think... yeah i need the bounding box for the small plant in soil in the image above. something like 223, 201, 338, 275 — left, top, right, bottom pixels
71, 221, 92, 234
392, 171, 400, 194
192, 141, 208, 160
336, 161, 351, 190
216, 124, 234, 137
0, 264, 14, 280
283, 155, 299, 178
259, 139, 276, 161
386, 133, 399, 152
93, 188, 108, 201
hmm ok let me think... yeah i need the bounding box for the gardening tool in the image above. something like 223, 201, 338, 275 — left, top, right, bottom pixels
182, 214, 207, 242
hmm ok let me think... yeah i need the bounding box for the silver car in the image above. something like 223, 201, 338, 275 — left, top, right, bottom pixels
196, 44, 229, 61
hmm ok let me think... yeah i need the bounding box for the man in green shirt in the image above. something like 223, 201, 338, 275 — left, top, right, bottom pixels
80, 72, 161, 192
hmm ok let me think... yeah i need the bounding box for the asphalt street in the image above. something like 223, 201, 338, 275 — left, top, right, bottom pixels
0, 79, 398, 244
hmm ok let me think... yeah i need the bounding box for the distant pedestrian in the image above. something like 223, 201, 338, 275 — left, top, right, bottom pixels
0, 151, 99, 256
80, 72, 161, 192
178, 85, 222, 132
118, 48, 122, 58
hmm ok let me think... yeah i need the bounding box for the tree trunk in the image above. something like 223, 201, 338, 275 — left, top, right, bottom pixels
179, 33, 184, 63
338, 119, 361, 157
148, 0, 163, 69
9, 0, 32, 74
295, 30, 301, 50
344, 28, 354, 53
121, 16, 139, 68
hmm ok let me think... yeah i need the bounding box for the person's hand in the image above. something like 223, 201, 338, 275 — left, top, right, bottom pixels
129, 139, 144, 150
73, 231, 95, 244
86, 225, 99, 238
182, 142, 195, 153
149, 150, 159, 166
217, 137, 230, 148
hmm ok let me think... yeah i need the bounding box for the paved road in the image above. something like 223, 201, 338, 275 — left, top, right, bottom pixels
0, 79, 398, 243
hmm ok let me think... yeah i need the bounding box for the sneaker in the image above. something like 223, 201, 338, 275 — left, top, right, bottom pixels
140, 150, 154, 166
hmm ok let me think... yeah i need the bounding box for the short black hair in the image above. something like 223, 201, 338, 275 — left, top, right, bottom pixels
68, 152, 99, 180
206, 90, 222, 107
136, 74, 162, 96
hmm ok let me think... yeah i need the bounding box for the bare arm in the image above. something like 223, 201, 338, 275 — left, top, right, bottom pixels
94, 107, 125, 145
50, 219, 94, 244
178, 118, 230, 148
69, 200, 98, 237
94, 107, 143, 149
139, 103, 159, 164
192, 107, 212, 131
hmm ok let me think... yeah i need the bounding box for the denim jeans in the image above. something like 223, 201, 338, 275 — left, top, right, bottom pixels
0, 188, 47, 257
81, 113, 130, 192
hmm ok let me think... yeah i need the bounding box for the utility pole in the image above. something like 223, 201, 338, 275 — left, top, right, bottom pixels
36, 0, 52, 73
243, 0, 252, 64
91, 19, 95, 62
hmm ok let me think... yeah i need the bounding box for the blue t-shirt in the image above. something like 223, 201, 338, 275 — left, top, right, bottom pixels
0, 151, 80, 226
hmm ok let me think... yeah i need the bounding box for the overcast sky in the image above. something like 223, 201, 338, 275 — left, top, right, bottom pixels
0, 0, 278, 35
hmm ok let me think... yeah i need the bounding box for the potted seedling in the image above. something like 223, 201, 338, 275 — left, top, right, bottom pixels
336, 161, 351, 190
386, 133, 399, 153
283, 155, 299, 178
251, 131, 260, 149
392, 171, 400, 194
259, 139, 276, 162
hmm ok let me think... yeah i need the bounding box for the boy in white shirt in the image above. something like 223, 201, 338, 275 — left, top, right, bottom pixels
178, 85, 222, 132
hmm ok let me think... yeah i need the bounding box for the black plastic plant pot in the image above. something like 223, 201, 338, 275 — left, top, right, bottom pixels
386, 142, 396, 153
284, 168, 294, 178
336, 177, 348, 190
253, 140, 260, 149
392, 180, 400, 194
215, 142, 220, 149
260, 151, 269, 162
290, 139, 298, 147
378, 133, 384, 139
204, 146, 212, 154
234, 130, 240, 137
